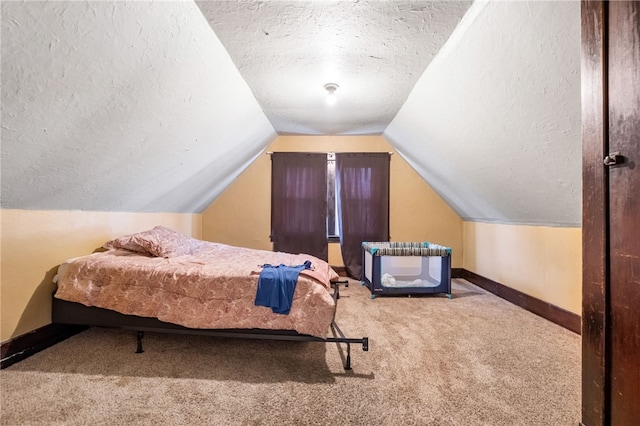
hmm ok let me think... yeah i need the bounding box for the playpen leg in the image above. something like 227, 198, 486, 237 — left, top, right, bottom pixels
136, 331, 144, 353
447, 293, 453, 299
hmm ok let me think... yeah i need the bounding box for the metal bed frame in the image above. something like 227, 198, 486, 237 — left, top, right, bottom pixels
52, 280, 368, 370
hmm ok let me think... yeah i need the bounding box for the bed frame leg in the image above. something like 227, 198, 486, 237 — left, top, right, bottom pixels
136, 331, 144, 354
344, 343, 352, 370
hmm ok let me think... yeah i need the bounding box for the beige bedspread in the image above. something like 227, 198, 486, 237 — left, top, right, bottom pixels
54, 242, 339, 338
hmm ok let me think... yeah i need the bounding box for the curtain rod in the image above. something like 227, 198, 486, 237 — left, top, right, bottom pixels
265, 151, 393, 155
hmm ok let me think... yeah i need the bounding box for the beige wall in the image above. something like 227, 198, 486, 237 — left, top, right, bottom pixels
203, 135, 464, 268
463, 221, 582, 314
1, 142, 583, 341
0, 209, 201, 341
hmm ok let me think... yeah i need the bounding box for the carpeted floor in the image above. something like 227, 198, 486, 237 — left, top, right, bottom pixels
0, 279, 580, 425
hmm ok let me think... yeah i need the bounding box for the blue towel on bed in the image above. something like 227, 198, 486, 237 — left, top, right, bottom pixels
255, 261, 312, 315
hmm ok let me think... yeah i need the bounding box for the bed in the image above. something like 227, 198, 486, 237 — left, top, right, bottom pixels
52, 226, 368, 370
361, 241, 452, 298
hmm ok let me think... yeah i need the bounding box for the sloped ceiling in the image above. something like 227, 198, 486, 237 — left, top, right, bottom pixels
1, 1, 582, 227
385, 0, 582, 226
1, 1, 276, 213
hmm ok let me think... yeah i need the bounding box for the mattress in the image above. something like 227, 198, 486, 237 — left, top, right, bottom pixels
54, 241, 338, 338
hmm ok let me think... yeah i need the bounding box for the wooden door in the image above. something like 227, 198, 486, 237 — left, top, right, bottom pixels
582, 1, 640, 424
607, 2, 640, 424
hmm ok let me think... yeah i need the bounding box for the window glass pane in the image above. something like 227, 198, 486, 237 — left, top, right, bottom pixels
327, 152, 338, 238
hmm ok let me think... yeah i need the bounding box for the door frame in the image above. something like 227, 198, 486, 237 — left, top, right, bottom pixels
581, 1, 608, 425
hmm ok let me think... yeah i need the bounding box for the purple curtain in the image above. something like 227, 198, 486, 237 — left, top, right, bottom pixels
336, 153, 390, 279
271, 152, 328, 261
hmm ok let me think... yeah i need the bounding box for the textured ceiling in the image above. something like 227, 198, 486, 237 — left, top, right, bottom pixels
197, 0, 472, 135
384, 0, 582, 226
1, 0, 582, 227
1, 1, 275, 212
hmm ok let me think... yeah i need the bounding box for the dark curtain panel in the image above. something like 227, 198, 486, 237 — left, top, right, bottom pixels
336, 153, 390, 278
271, 152, 328, 261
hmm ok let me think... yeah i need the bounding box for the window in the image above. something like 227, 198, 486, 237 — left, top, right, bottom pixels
273, 152, 340, 242
270, 151, 389, 272
327, 153, 339, 240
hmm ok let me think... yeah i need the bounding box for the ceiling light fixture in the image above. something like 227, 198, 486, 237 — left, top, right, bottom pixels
324, 83, 339, 106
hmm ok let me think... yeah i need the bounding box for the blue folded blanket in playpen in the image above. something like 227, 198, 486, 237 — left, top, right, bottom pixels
254, 260, 312, 314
